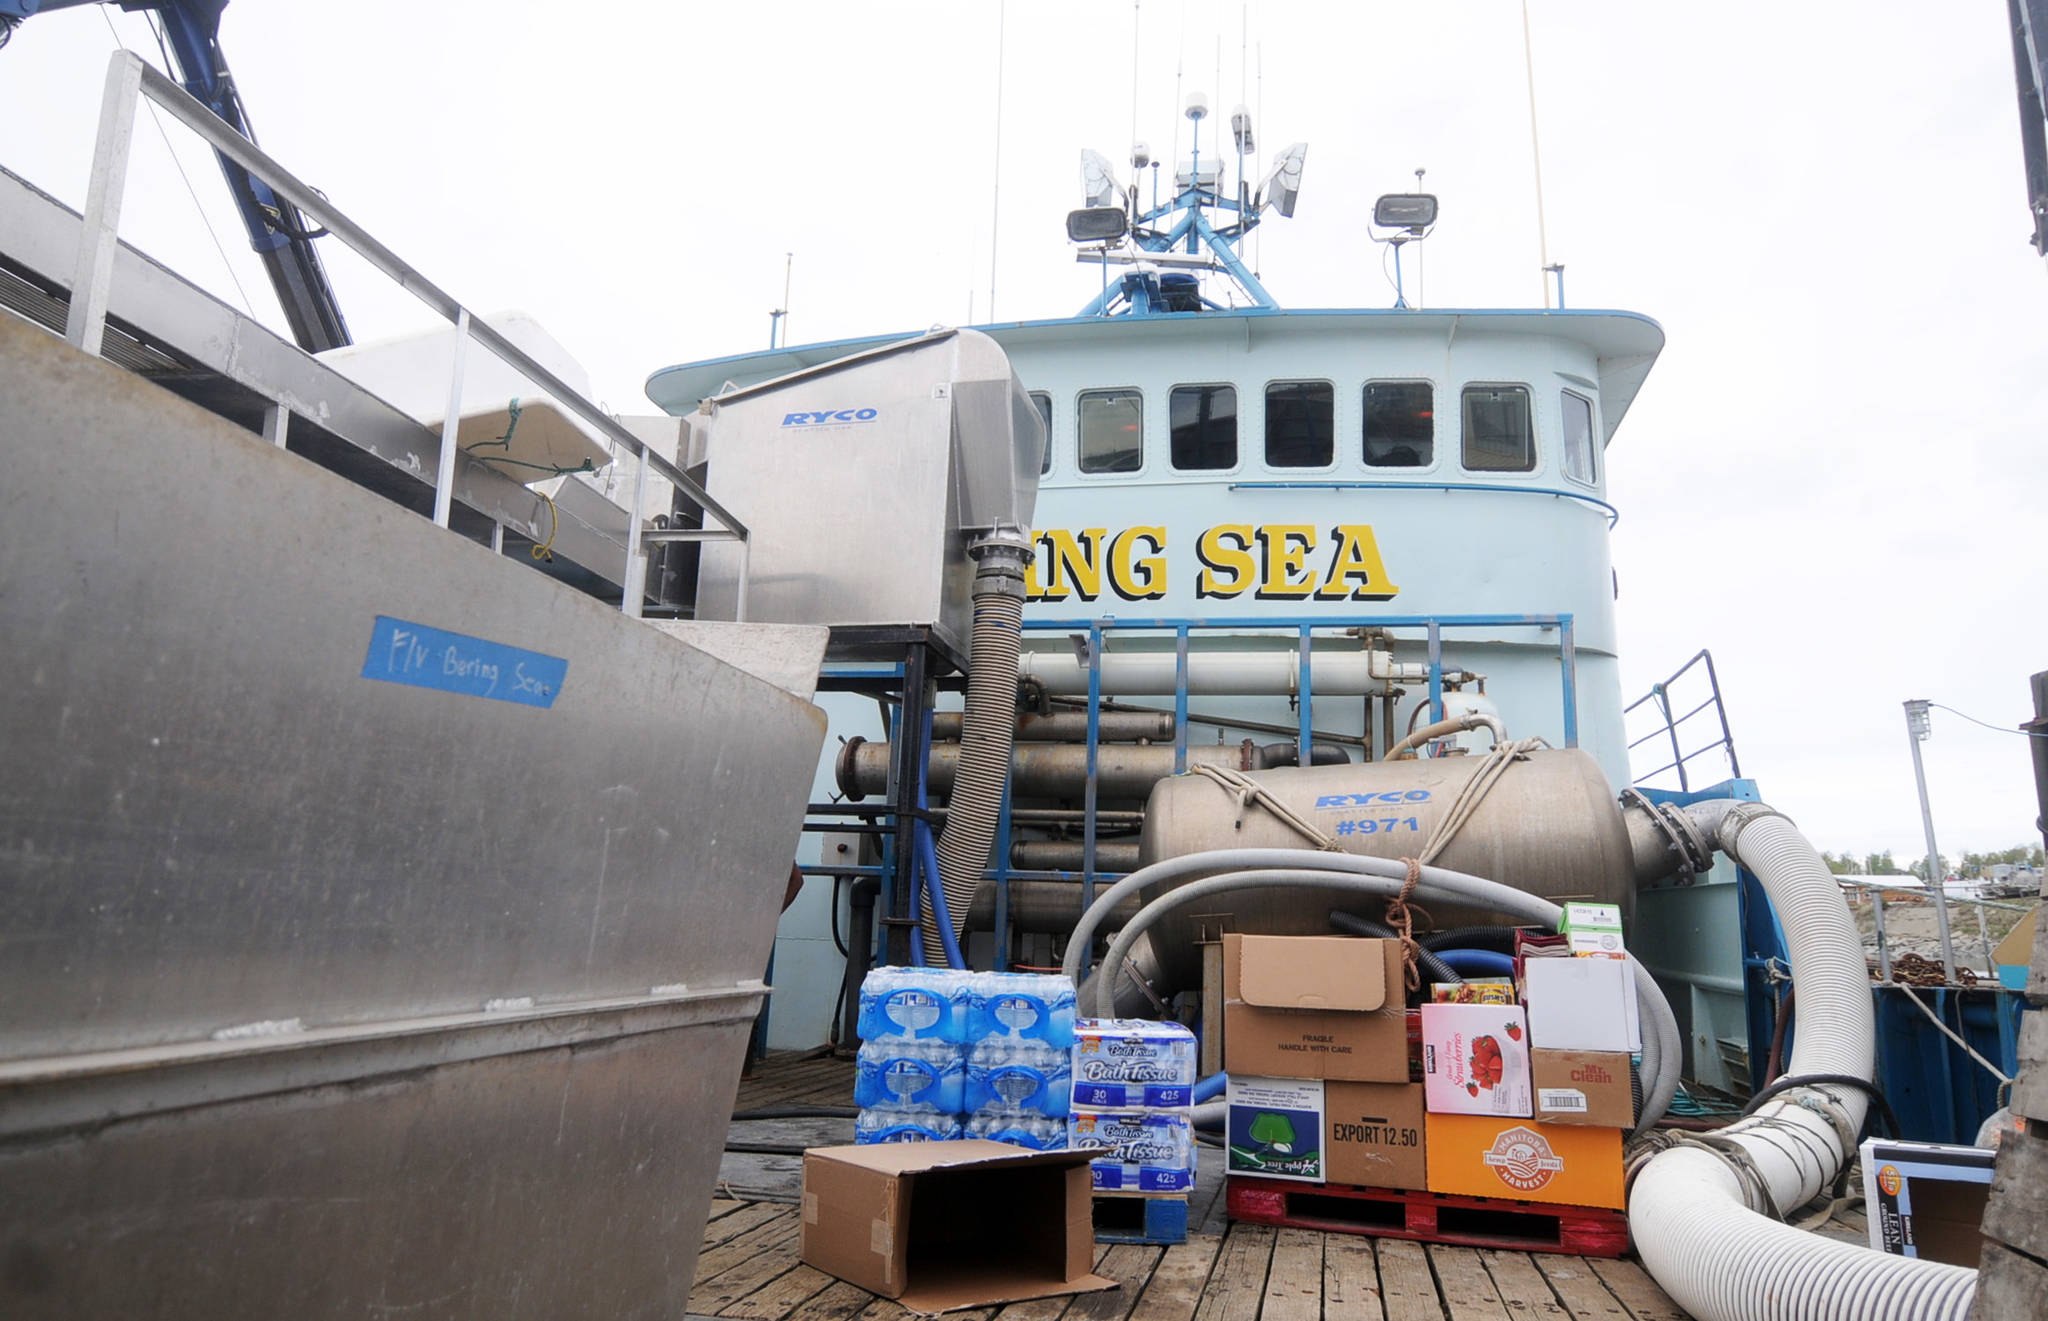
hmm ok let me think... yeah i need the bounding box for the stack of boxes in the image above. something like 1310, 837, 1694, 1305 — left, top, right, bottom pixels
853, 968, 1074, 1147
1067, 1019, 1199, 1194
1224, 904, 1638, 1216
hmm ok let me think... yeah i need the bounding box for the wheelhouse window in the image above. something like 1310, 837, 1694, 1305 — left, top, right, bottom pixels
1460, 384, 1535, 473
1264, 380, 1333, 468
1029, 391, 1053, 474
1078, 388, 1145, 473
1363, 381, 1434, 468
1560, 389, 1596, 485
1170, 384, 1237, 470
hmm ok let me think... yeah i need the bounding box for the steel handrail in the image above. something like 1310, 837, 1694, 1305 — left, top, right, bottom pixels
67, 52, 747, 617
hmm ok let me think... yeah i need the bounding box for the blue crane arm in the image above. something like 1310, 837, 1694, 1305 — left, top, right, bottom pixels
1, 0, 351, 351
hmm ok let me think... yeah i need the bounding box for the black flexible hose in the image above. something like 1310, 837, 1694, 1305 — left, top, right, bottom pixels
1738, 1071, 1899, 1139
1329, 910, 1462, 986
730, 1105, 859, 1122
722, 1141, 814, 1156
1419, 925, 1523, 954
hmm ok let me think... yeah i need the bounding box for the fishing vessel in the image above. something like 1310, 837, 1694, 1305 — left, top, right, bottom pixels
2, 5, 2042, 1320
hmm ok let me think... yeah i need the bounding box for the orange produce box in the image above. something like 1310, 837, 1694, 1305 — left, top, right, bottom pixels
1424, 1115, 1624, 1209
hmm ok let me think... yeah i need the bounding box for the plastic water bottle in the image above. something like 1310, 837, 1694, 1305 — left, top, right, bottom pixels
964, 1038, 1072, 1118
966, 1113, 1068, 1151
1067, 1109, 1196, 1192
857, 967, 970, 1044
856, 1109, 964, 1144
967, 972, 1078, 1048
1070, 1018, 1199, 1109
855, 1039, 965, 1113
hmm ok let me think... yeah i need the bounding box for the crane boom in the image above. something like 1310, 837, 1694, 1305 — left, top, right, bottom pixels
1, 0, 351, 350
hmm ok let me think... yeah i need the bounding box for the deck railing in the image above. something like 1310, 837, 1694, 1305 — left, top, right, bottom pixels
67, 52, 749, 617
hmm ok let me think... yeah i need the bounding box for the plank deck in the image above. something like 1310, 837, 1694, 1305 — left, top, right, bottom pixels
695, 1051, 1869, 1321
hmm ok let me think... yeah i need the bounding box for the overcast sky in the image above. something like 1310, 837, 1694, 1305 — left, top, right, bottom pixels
5, 1, 2042, 861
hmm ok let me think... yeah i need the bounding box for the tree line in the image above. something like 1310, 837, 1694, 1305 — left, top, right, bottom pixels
1819, 844, 2046, 880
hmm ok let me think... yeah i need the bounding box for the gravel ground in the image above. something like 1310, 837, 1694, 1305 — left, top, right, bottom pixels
1846, 888, 2036, 976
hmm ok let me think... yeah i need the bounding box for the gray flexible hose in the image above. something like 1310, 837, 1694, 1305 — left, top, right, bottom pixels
1069, 856, 1679, 1136
925, 540, 1027, 963
1627, 802, 1978, 1319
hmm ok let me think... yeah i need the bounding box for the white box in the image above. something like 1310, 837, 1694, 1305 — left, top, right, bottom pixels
1523, 958, 1640, 1053
1419, 1004, 1532, 1117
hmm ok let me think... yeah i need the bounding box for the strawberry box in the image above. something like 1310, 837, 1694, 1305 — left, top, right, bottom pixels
1419, 1004, 1531, 1117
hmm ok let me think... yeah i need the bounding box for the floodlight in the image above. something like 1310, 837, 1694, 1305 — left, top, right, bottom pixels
1066, 207, 1129, 243
1259, 142, 1308, 217
1184, 90, 1210, 121
1373, 193, 1438, 232
1231, 105, 1254, 154
1130, 141, 1151, 171
1080, 148, 1122, 208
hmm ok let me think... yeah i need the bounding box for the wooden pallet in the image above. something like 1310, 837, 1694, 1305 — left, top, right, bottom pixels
1226, 1175, 1630, 1258
1090, 1191, 1189, 1245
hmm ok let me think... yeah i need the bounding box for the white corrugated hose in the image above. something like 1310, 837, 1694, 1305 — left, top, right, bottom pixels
1627, 804, 1978, 1320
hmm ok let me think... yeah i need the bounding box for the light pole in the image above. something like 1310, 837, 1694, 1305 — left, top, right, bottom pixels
1903, 699, 1958, 983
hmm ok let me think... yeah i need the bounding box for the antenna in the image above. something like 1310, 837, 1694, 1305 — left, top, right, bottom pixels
1414, 169, 1426, 308
1521, 0, 1553, 308
768, 252, 792, 349
988, 0, 1008, 322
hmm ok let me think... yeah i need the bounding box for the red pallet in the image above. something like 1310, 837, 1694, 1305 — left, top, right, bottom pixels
1226, 1176, 1629, 1258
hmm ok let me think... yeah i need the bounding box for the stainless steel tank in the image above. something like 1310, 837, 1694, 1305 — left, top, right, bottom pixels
1132, 749, 1631, 989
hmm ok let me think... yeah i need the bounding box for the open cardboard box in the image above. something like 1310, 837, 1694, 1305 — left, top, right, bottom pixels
1223, 933, 1409, 1082
801, 1141, 1115, 1313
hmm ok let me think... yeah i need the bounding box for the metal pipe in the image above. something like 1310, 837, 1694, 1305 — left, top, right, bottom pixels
1902, 700, 1959, 982
1385, 711, 1508, 760
838, 877, 877, 1049
933, 710, 1176, 743
839, 738, 1350, 800
966, 879, 1141, 931
1010, 841, 1142, 872
1018, 648, 1470, 696
1051, 695, 1370, 748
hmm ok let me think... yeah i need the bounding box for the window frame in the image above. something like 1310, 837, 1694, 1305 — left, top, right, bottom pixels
1075, 386, 1148, 476
1360, 378, 1439, 472
1027, 390, 1054, 476
1559, 388, 1598, 488
1260, 377, 1338, 472
1167, 381, 1242, 474
1457, 382, 1538, 476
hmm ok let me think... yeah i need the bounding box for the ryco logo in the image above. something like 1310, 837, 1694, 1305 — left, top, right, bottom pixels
1483, 1126, 1565, 1193
781, 408, 879, 426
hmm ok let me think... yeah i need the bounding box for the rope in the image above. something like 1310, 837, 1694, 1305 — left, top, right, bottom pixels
530, 489, 558, 563
1188, 763, 1341, 850
1898, 985, 2011, 1083
1413, 736, 1550, 867
1385, 857, 1428, 992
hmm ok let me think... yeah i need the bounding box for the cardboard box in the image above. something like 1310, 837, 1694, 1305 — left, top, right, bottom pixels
1522, 957, 1639, 1053
1223, 934, 1408, 1083
1425, 1115, 1625, 1209
1325, 1081, 1427, 1190
1420, 1003, 1531, 1117
1560, 902, 1623, 933
1530, 1050, 1634, 1127
800, 1141, 1114, 1312
1860, 1138, 1996, 1268
1225, 1075, 1325, 1183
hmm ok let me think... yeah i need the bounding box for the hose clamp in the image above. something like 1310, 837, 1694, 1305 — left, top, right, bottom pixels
1620, 788, 1715, 885
1715, 801, 1794, 858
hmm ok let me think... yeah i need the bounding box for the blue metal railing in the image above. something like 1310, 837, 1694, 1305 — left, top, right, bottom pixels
806, 612, 1580, 972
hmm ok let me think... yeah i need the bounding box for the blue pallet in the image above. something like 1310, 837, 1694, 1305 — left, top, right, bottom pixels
1092, 1193, 1189, 1245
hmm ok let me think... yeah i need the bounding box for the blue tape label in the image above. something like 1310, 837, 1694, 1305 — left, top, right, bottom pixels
361, 615, 567, 708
